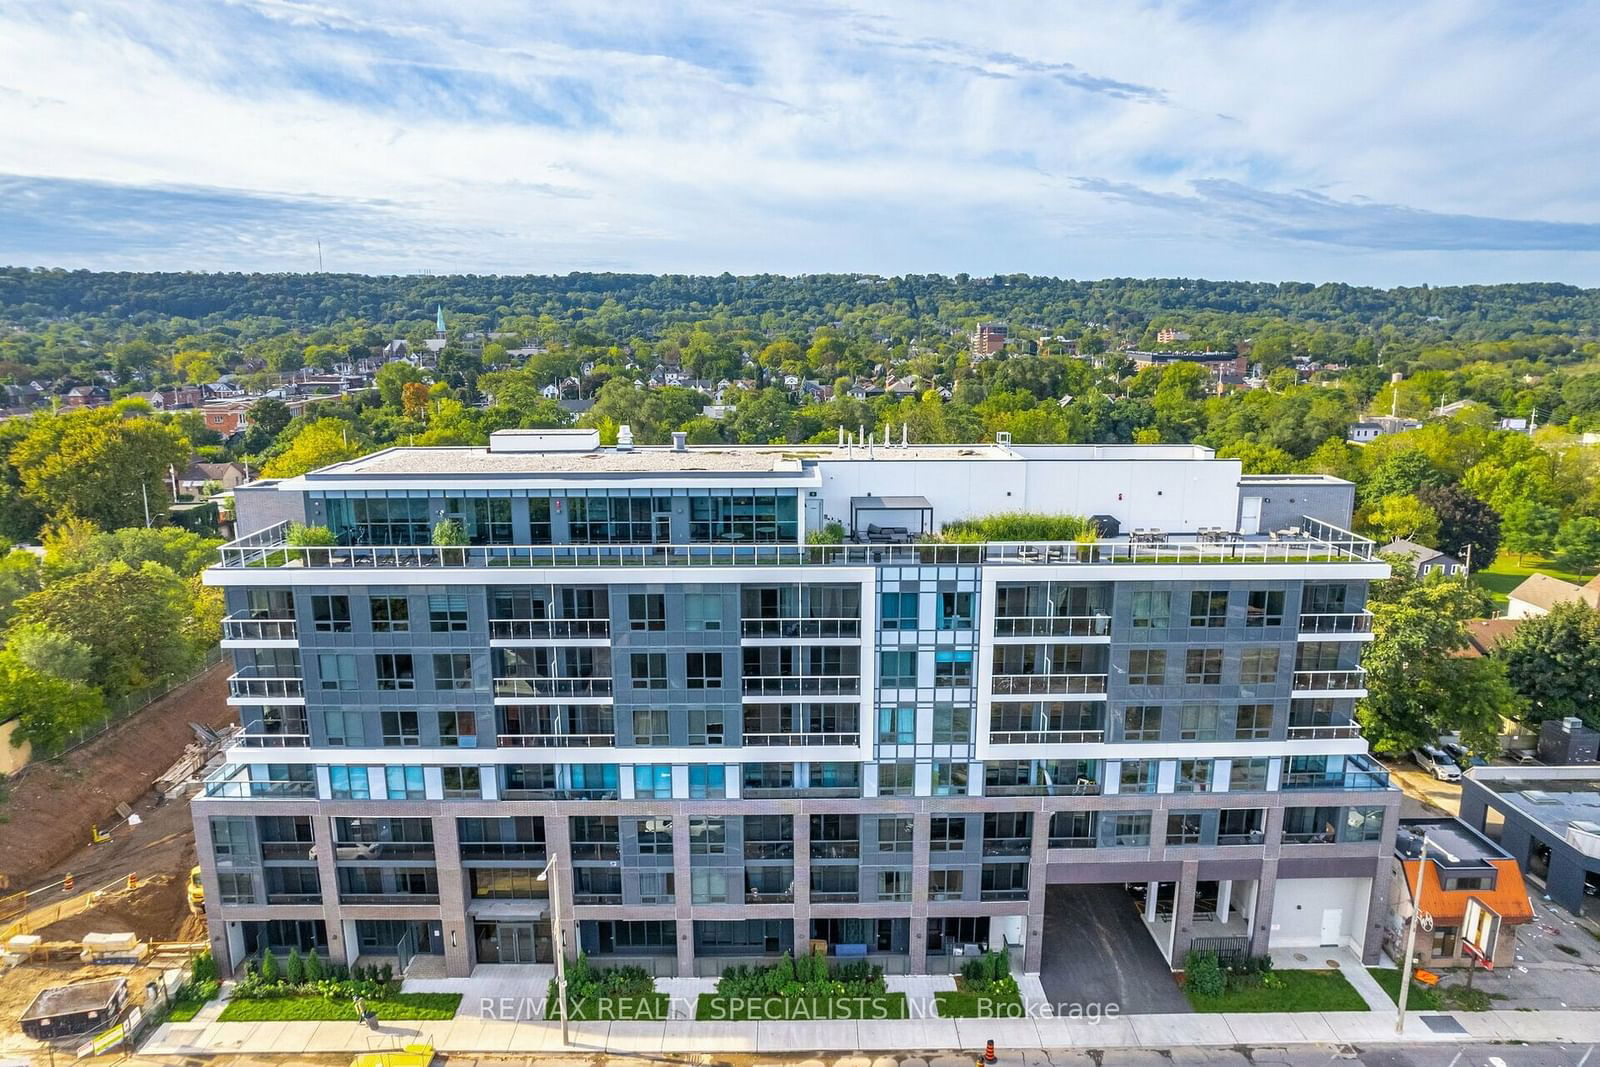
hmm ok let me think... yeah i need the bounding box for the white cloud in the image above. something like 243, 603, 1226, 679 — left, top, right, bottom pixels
0, 0, 1598, 283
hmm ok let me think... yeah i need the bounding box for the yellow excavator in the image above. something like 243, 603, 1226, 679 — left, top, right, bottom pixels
186, 866, 204, 914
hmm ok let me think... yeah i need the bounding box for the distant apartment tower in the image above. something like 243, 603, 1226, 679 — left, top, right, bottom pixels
194, 430, 1397, 981
971, 323, 1008, 357
1156, 329, 1192, 344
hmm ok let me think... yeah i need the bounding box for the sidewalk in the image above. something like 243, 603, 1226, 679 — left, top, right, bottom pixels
135, 1005, 1600, 1057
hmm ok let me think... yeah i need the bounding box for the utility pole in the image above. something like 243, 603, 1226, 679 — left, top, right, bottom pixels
141, 481, 151, 528
1396, 831, 1431, 1034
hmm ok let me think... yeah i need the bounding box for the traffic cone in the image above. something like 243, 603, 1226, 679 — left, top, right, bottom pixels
985, 1039, 996, 1063
63, 873, 74, 892
126, 873, 138, 891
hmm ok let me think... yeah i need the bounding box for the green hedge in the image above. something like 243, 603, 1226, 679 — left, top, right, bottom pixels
695, 993, 908, 1020
1186, 969, 1366, 1013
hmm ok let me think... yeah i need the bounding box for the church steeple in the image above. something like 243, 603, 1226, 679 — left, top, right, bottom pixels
435, 305, 446, 338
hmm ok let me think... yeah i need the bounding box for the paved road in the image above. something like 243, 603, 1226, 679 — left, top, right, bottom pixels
1038, 883, 1189, 1015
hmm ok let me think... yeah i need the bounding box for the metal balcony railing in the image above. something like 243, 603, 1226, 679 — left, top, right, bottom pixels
236, 726, 310, 747
741, 677, 859, 696
740, 619, 861, 639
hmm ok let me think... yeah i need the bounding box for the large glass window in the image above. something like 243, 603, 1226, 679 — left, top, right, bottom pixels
880, 650, 917, 687
1131, 590, 1170, 629
688, 491, 799, 543
567, 492, 672, 544
1246, 589, 1286, 627
311, 595, 351, 633
1189, 590, 1228, 628
370, 596, 409, 633
326, 495, 429, 545
1127, 649, 1166, 686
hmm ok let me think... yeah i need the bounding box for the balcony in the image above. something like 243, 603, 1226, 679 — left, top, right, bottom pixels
570, 842, 621, 861
992, 615, 1111, 639
493, 677, 612, 698
490, 618, 610, 640
1286, 719, 1363, 740
222, 614, 298, 642
459, 841, 547, 861
982, 839, 1032, 857
219, 516, 1376, 570
742, 677, 860, 697
988, 729, 1104, 745
744, 841, 794, 860
990, 674, 1107, 696
742, 731, 859, 746
1297, 612, 1374, 636
810, 842, 860, 860
746, 886, 795, 904
265, 892, 322, 905
1282, 759, 1390, 792
499, 786, 620, 801
1292, 669, 1368, 693
339, 893, 440, 906
260, 841, 315, 861
227, 668, 304, 701
236, 725, 310, 748
497, 733, 616, 748
333, 842, 436, 861
740, 619, 861, 639
202, 763, 315, 799
986, 779, 1100, 798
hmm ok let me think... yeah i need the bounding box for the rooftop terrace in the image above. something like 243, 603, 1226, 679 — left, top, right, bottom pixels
215, 515, 1376, 569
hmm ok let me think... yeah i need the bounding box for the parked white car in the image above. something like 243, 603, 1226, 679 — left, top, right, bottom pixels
1411, 745, 1462, 782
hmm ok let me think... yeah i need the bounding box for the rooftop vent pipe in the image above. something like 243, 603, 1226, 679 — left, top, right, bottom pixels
617, 424, 634, 451
671, 431, 687, 452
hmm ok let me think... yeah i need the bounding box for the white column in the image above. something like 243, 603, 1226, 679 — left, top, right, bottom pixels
1144, 882, 1159, 923
1217, 879, 1234, 923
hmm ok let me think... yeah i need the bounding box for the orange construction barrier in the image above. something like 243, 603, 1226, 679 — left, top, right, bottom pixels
62, 873, 74, 892
985, 1039, 996, 1063
126, 873, 138, 891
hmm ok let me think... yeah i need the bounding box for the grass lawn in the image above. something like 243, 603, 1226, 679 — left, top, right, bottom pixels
548, 994, 671, 1021
166, 997, 211, 1022
1368, 967, 1492, 1012
1475, 554, 1590, 605
936, 988, 1025, 1018
1368, 967, 1441, 1010
217, 993, 462, 1022
1186, 969, 1368, 1013
695, 992, 909, 1020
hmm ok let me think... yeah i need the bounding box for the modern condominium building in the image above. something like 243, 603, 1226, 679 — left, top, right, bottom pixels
194, 428, 1398, 980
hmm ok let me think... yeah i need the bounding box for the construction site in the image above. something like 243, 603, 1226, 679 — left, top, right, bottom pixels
0, 662, 234, 1053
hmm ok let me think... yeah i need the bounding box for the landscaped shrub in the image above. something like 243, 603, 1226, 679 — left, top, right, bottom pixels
713, 950, 886, 999
259, 948, 279, 984
1183, 951, 1225, 998
545, 954, 659, 1018
285, 948, 305, 985
285, 523, 337, 546
233, 952, 398, 1002
807, 521, 846, 545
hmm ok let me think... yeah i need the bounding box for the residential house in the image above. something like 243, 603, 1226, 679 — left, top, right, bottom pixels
1390, 818, 1532, 970
179, 461, 249, 496
63, 384, 110, 408
1456, 619, 1522, 658
1505, 573, 1600, 619
1381, 539, 1465, 577
202, 400, 253, 437
1348, 416, 1423, 443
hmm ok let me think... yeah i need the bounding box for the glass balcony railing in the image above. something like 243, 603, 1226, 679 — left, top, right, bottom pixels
990, 673, 1107, 696
742, 731, 860, 746
993, 615, 1111, 638
987, 728, 1104, 745
1297, 612, 1373, 635
493, 677, 612, 698
489, 618, 610, 640
227, 668, 304, 700
1292, 669, 1368, 692
496, 732, 616, 748
1285, 719, 1363, 740
222, 614, 298, 641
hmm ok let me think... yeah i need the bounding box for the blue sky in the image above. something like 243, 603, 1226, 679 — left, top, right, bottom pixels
3, 1, 1600, 285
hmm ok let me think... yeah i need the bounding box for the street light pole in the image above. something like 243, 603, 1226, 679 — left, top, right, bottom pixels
1396, 831, 1431, 1034
538, 856, 568, 1046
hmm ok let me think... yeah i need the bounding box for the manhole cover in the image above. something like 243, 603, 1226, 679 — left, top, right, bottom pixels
1326, 958, 1341, 968
1293, 952, 1308, 962
1422, 1015, 1467, 1034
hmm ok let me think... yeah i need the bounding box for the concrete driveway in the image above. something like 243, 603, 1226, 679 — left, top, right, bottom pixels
1038, 883, 1189, 1015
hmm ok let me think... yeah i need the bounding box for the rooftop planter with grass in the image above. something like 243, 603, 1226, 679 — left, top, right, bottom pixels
935, 949, 1023, 1018
936, 512, 1099, 543
545, 955, 668, 1021
696, 951, 907, 1020
1182, 951, 1366, 1013
215, 950, 461, 1022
